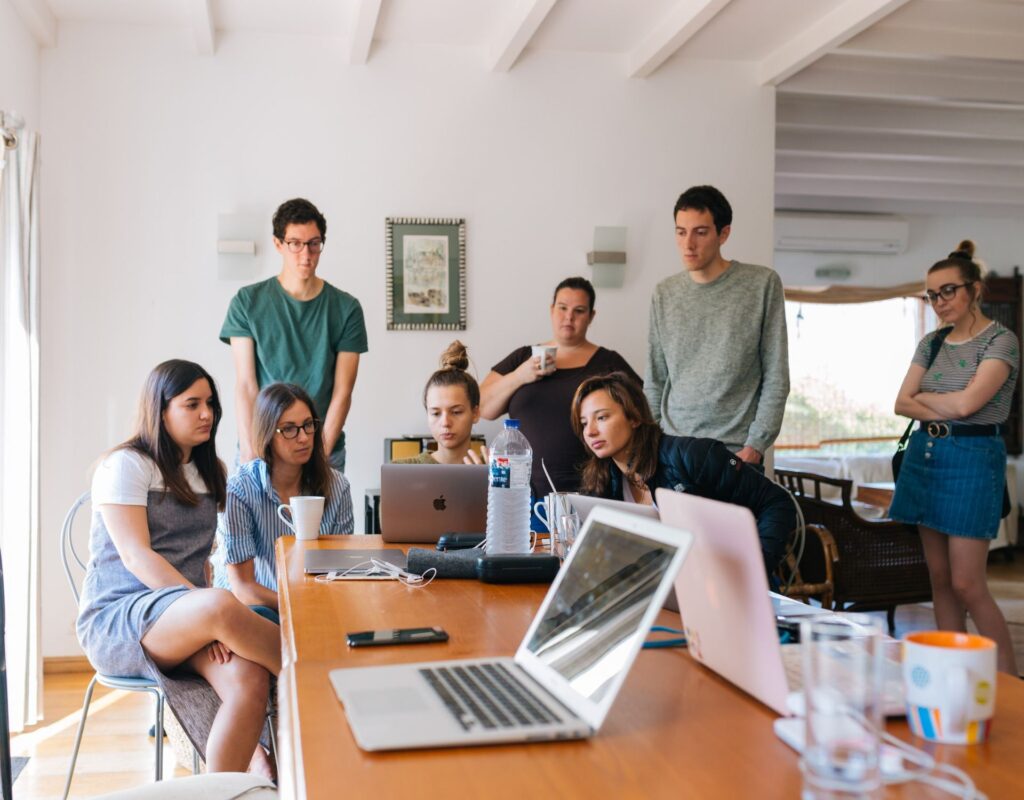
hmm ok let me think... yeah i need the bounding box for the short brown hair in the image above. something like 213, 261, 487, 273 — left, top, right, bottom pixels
252, 383, 332, 499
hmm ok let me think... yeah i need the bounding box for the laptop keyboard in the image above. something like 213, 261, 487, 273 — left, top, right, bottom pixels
419, 662, 562, 731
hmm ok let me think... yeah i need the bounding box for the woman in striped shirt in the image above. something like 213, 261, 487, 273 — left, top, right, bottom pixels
215, 383, 354, 618
892, 240, 1019, 674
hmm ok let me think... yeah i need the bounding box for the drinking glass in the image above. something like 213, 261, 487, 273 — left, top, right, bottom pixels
556, 511, 580, 559
800, 614, 884, 800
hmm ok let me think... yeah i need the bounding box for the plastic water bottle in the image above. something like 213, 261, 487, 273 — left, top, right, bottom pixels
486, 419, 532, 554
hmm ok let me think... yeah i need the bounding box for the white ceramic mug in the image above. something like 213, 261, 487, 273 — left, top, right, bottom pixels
903, 631, 997, 745
531, 345, 557, 374
532, 493, 577, 558
277, 496, 325, 541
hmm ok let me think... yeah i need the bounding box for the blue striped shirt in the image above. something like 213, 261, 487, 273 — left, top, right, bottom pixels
213, 459, 354, 592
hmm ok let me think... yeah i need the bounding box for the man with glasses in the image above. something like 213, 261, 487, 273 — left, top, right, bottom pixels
221, 198, 368, 471
644, 185, 789, 472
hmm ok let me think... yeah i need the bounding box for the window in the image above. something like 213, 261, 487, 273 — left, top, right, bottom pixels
776, 297, 933, 454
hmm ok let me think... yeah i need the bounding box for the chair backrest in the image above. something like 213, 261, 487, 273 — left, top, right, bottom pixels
60, 491, 92, 606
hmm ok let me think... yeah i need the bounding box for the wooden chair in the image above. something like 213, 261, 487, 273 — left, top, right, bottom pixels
774, 469, 932, 632
775, 523, 837, 610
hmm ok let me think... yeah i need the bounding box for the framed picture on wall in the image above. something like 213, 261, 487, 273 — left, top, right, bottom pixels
386, 217, 466, 331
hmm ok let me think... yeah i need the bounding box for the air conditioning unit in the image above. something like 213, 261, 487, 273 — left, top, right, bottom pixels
774, 212, 908, 254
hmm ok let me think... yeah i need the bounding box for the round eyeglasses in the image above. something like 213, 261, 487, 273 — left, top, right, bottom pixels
283, 238, 325, 254
276, 419, 321, 439
926, 282, 973, 304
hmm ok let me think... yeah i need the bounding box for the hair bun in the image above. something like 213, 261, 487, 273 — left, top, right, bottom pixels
439, 340, 469, 371
950, 239, 976, 261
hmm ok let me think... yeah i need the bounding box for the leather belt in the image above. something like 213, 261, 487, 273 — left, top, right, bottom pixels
923, 422, 1002, 438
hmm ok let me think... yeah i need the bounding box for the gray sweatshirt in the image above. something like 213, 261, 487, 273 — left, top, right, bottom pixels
644, 260, 790, 453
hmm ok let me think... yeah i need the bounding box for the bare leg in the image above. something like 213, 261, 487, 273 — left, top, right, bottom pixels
186, 651, 270, 773
918, 526, 966, 631
141, 588, 281, 675
947, 536, 1019, 676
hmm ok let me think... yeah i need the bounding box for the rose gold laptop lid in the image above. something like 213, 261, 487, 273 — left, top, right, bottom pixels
655, 488, 792, 716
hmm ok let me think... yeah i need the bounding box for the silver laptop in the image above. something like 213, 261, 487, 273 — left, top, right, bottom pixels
329, 507, 694, 751
568, 494, 660, 525
380, 464, 488, 543
656, 489, 905, 717
303, 548, 407, 576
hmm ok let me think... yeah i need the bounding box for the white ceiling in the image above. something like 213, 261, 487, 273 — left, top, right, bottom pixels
18, 0, 1024, 217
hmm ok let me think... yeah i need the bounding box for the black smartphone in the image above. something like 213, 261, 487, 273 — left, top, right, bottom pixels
346, 626, 449, 647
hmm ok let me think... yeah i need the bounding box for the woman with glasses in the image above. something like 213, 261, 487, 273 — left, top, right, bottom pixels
892, 240, 1019, 674
77, 360, 279, 776
395, 341, 485, 464
215, 383, 354, 620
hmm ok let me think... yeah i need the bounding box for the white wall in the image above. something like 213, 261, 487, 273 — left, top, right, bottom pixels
0, 0, 40, 127
773, 213, 1024, 287
38, 23, 776, 655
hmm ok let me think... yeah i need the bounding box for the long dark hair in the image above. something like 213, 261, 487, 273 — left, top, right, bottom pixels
422, 340, 480, 409
570, 372, 660, 497
253, 383, 332, 499
118, 359, 227, 508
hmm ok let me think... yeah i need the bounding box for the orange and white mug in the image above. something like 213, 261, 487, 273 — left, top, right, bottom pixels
903, 631, 997, 745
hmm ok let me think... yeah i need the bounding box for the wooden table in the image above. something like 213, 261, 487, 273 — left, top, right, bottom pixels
275, 536, 1024, 799
857, 481, 896, 509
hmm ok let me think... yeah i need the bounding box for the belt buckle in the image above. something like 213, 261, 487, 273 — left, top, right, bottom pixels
927, 422, 951, 438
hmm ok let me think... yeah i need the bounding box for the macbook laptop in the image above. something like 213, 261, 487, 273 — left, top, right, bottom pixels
568, 494, 660, 525
329, 507, 694, 751
655, 489, 904, 717
380, 464, 488, 543
303, 548, 407, 576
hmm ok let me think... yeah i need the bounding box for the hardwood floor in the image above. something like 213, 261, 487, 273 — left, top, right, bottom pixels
14, 554, 1024, 798
11, 673, 192, 799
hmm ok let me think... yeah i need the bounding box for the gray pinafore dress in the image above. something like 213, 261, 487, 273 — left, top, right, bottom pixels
76, 487, 227, 759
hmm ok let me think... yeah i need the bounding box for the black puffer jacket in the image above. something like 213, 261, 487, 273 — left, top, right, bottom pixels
603, 434, 794, 575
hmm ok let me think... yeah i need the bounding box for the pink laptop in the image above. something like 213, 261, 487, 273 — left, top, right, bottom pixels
655, 488, 904, 717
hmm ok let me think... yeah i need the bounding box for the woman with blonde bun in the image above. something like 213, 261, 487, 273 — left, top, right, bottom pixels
395, 340, 485, 464
892, 240, 1019, 674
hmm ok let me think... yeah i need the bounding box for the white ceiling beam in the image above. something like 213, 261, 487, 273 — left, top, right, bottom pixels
627, 0, 733, 80
776, 155, 1024, 190
775, 175, 1024, 207
777, 129, 1024, 167
777, 96, 1024, 142
189, 0, 216, 56
775, 193, 1022, 218
779, 55, 1024, 109
487, 0, 559, 73
346, 0, 384, 65
9, 0, 57, 48
758, 0, 910, 87
841, 26, 1024, 64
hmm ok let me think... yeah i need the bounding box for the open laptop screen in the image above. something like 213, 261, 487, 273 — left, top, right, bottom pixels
524, 520, 677, 704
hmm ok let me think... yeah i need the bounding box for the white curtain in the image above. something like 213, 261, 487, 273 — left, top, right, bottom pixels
1, 120, 42, 733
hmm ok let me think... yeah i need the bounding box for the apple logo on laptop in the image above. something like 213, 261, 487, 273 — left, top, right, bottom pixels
433, 495, 447, 511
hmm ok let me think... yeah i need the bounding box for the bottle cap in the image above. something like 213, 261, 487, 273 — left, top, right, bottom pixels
504, 419, 520, 429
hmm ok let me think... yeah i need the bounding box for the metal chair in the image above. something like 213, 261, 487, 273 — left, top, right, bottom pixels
60, 491, 178, 799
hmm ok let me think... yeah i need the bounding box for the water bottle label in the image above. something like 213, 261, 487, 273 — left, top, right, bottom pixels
490, 457, 511, 488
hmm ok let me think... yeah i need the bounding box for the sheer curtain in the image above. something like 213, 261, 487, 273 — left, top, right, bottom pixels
1, 113, 42, 733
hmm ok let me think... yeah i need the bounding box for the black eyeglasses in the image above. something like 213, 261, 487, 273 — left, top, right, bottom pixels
283, 238, 325, 254
275, 419, 321, 439
926, 282, 974, 304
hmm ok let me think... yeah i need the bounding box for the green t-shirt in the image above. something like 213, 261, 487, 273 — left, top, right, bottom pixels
220, 277, 368, 453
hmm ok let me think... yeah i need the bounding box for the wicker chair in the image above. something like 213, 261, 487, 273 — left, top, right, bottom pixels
774, 469, 931, 632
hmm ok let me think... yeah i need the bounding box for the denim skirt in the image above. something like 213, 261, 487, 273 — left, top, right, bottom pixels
889, 429, 1005, 539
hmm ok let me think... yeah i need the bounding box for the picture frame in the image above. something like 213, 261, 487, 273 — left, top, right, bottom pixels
386, 217, 466, 331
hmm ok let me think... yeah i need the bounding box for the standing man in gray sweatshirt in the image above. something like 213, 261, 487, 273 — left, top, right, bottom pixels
644, 185, 789, 468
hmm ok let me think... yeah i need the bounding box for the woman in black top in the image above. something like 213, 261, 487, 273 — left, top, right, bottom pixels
480, 277, 640, 503
570, 371, 794, 576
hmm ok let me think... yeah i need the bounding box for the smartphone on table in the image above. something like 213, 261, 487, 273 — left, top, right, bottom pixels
346, 627, 449, 647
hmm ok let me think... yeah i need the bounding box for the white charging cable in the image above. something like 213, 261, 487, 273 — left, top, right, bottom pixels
314, 558, 437, 588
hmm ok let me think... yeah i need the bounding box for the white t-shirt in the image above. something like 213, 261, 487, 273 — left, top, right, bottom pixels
92, 448, 209, 506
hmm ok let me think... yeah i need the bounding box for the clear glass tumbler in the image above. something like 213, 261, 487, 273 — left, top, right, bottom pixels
556, 511, 580, 560
800, 614, 884, 800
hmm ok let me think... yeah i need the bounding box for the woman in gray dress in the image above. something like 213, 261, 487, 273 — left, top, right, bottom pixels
77, 360, 281, 775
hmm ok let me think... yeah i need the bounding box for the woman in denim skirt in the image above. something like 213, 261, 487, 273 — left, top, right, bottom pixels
891, 240, 1019, 674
